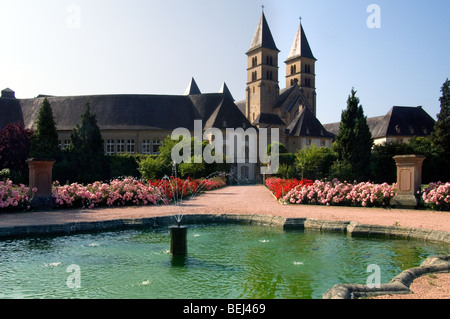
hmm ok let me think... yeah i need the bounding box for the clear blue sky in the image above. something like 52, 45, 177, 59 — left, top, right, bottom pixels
1, 0, 449, 124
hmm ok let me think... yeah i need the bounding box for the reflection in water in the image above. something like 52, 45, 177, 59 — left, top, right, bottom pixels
0, 224, 448, 299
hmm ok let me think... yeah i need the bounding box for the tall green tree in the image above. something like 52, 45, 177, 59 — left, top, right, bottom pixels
68, 103, 109, 183
30, 98, 60, 159
431, 79, 450, 157
332, 88, 373, 181
430, 79, 450, 182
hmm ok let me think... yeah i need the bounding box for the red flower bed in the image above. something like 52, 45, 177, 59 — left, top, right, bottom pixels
265, 177, 313, 200
149, 177, 226, 204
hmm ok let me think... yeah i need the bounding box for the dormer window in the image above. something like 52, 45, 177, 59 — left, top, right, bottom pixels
395, 125, 401, 134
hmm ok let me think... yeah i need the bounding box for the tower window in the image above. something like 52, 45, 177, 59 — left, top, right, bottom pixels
252, 57, 258, 67
266, 56, 273, 66
305, 64, 311, 73
304, 78, 312, 87
266, 71, 273, 80
291, 65, 297, 75
252, 71, 257, 82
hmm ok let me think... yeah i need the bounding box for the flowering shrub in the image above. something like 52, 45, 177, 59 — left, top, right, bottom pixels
53, 178, 162, 209
53, 177, 227, 209
149, 177, 226, 205
266, 178, 396, 208
0, 179, 36, 211
421, 182, 450, 211
265, 178, 313, 200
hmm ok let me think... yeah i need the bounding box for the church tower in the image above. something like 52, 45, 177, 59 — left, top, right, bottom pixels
245, 11, 280, 124
285, 21, 317, 116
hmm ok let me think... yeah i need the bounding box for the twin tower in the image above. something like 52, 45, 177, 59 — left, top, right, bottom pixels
245, 12, 317, 125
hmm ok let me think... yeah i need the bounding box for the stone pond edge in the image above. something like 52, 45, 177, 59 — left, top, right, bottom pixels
0, 213, 449, 299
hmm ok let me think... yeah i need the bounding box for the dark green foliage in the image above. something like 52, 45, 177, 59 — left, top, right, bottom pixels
430, 79, 450, 182
370, 142, 410, 184
139, 136, 230, 180
267, 142, 288, 155
0, 122, 33, 184
332, 88, 373, 181
108, 154, 148, 179
279, 153, 296, 166
276, 164, 297, 179
296, 145, 337, 180
370, 137, 444, 184
431, 79, 450, 155
30, 98, 60, 159
57, 103, 110, 184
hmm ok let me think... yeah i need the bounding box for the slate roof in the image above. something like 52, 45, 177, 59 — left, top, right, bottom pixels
219, 82, 234, 102
0, 96, 24, 128
252, 113, 285, 126
323, 106, 436, 139
371, 106, 435, 138
1, 89, 252, 133
184, 78, 201, 95
287, 106, 334, 138
204, 96, 252, 130
247, 12, 279, 53
275, 85, 311, 113
286, 23, 316, 61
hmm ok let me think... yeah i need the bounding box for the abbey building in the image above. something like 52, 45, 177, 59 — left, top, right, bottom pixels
1, 10, 436, 177
236, 12, 334, 152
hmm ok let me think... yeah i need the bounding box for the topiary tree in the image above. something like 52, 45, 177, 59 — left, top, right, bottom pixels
29, 98, 60, 159
332, 88, 373, 181
66, 103, 109, 183
430, 79, 450, 181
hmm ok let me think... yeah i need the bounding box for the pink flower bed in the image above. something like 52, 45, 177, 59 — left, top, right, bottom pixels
421, 182, 450, 211
52, 178, 163, 209
0, 179, 36, 210
266, 178, 397, 208
52, 177, 227, 209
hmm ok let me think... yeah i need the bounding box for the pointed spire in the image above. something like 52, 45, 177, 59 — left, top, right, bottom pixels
219, 82, 235, 101
184, 77, 201, 95
247, 11, 279, 53
286, 21, 316, 61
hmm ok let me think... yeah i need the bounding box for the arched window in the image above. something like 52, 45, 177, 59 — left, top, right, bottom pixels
252, 56, 258, 67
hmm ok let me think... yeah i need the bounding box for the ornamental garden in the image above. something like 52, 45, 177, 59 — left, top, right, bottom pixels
1, 80, 449, 212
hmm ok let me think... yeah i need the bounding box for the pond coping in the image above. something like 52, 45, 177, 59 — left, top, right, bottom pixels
0, 213, 448, 299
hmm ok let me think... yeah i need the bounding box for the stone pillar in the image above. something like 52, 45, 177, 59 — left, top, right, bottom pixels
27, 159, 55, 209
390, 155, 426, 208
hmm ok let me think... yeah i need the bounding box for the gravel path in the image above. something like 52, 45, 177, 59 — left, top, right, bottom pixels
1, 185, 449, 299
